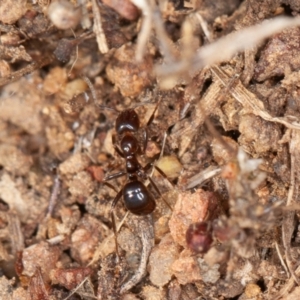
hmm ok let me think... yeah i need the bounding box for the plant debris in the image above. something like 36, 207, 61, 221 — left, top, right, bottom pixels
2, 0, 300, 299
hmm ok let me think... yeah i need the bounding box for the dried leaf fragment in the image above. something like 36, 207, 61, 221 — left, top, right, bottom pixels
156, 155, 182, 180
28, 267, 51, 300
0, 174, 30, 222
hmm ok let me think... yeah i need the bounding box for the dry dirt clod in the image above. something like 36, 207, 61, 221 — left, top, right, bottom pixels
70, 214, 106, 264
169, 189, 219, 247
141, 285, 166, 300
22, 241, 61, 278
59, 152, 91, 175
238, 114, 281, 154
254, 27, 300, 82
171, 248, 220, 285
0, 79, 44, 135
148, 233, 180, 287
106, 44, 154, 97
0, 0, 27, 24
49, 267, 93, 290
0, 144, 33, 176
68, 170, 97, 197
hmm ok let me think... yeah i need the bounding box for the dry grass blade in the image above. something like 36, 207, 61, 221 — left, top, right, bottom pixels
157, 17, 300, 78
186, 166, 221, 190
63, 277, 96, 300
7, 212, 24, 253
170, 69, 226, 157
132, 0, 177, 62
0, 55, 53, 87
211, 65, 300, 130
274, 265, 300, 300
281, 130, 300, 285
91, 0, 109, 54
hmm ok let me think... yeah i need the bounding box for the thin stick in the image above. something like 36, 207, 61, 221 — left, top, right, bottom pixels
0, 55, 53, 87
282, 130, 300, 284
47, 174, 61, 217
275, 241, 289, 277
91, 0, 109, 54
82, 75, 118, 112
120, 214, 154, 293
63, 277, 96, 300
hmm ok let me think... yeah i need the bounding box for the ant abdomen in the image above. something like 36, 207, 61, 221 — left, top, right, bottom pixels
123, 181, 156, 215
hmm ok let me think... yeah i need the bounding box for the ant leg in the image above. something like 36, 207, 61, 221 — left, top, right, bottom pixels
147, 176, 173, 211
142, 128, 148, 154
82, 76, 119, 113
154, 165, 175, 188
114, 144, 124, 158
142, 160, 174, 208
103, 181, 118, 193
142, 98, 163, 154
142, 161, 153, 173
110, 188, 123, 260
142, 159, 175, 189
104, 171, 127, 182
112, 134, 124, 158
146, 97, 162, 127
105, 133, 126, 181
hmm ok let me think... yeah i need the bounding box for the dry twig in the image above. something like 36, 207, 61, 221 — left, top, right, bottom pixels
120, 214, 154, 293
91, 0, 109, 54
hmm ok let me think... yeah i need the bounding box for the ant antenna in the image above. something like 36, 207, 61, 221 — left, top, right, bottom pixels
82, 75, 118, 113
68, 29, 79, 76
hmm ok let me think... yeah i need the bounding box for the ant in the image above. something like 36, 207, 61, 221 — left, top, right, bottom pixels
83, 75, 170, 257
104, 105, 171, 257
106, 108, 156, 215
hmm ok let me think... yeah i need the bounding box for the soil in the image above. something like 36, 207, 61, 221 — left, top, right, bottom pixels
1, 0, 300, 299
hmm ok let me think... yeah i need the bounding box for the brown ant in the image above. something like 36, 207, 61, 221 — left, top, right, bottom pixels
83, 76, 169, 257
104, 105, 171, 257
106, 109, 156, 215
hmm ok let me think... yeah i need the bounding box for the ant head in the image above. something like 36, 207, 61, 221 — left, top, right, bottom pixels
115, 109, 140, 135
